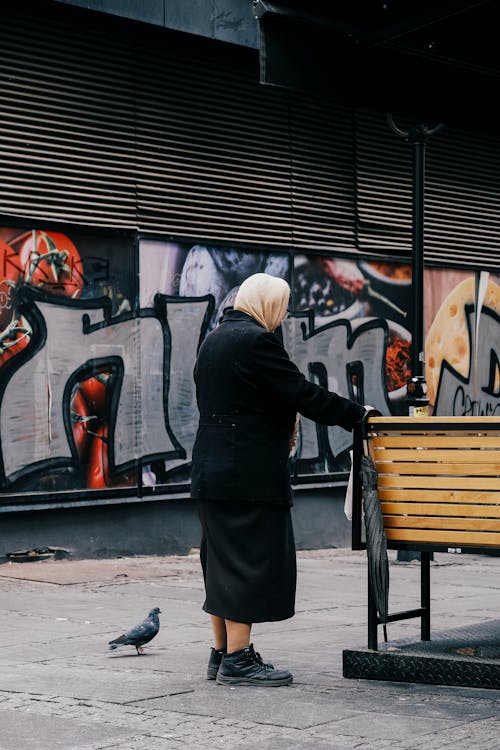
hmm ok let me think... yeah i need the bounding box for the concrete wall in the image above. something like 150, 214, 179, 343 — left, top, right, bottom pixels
0, 487, 351, 561
54, 0, 259, 47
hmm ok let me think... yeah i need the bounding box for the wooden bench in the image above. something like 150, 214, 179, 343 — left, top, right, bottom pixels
352, 415, 500, 650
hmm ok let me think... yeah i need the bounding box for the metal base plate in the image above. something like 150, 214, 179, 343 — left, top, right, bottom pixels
343, 620, 500, 689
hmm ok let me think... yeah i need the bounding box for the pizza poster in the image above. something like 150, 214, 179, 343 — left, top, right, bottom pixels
0, 228, 498, 503
424, 268, 500, 416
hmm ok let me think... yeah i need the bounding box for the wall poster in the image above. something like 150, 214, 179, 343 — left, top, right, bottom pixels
424, 268, 500, 416
0, 227, 137, 498
0, 226, 498, 506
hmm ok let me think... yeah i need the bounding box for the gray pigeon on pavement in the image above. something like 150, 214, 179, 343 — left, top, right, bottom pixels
108, 607, 161, 655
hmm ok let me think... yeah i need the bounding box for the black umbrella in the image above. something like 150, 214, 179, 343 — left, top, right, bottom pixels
360, 453, 389, 642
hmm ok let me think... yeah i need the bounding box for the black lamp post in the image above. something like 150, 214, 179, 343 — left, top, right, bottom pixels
389, 118, 443, 562
387, 117, 444, 417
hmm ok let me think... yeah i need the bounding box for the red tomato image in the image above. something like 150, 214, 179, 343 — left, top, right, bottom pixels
19, 231, 85, 298
78, 373, 110, 418
0, 239, 23, 331
70, 387, 94, 461
87, 424, 135, 489
0, 315, 31, 368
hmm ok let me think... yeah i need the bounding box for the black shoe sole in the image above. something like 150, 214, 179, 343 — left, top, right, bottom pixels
207, 667, 218, 680
216, 674, 293, 687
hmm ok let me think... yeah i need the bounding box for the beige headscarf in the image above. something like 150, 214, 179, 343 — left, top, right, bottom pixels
234, 273, 290, 332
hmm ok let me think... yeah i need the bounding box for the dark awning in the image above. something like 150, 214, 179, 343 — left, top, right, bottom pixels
255, 0, 499, 134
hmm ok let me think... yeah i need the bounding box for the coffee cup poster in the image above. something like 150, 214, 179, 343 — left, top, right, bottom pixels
0, 227, 498, 503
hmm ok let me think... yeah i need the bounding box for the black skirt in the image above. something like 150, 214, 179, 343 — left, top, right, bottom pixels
197, 499, 296, 623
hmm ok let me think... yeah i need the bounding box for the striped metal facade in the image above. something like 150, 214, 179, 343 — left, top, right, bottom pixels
356, 111, 500, 268
0, 2, 499, 268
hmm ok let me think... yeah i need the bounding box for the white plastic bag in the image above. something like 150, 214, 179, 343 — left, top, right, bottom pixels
344, 450, 354, 520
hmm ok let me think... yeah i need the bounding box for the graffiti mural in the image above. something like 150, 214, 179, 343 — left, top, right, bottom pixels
139, 242, 413, 488
0, 227, 137, 494
424, 268, 500, 416
0, 228, 498, 505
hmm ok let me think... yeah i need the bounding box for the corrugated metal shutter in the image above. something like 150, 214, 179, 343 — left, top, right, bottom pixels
290, 97, 355, 251
0, 4, 137, 228
134, 35, 295, 245
355, 110, 500, 269
133, 23, 357, 249
427, 129, 500, 268
0, 2, 356, 249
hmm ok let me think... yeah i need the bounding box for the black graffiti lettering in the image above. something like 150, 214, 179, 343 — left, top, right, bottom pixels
282, 317, 388, 473
304, 362, 336, 474
0, 298, 174, 486
0, 298, 404, 490
451, 386, 500, 417
452, 386, 466, 415
452, 386, 477, 416
435, 307, 500, 416
483, 349, 500, 398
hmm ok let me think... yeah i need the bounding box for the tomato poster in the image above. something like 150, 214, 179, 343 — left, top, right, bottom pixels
0, 229, 498, 506
0, 227, 137, 498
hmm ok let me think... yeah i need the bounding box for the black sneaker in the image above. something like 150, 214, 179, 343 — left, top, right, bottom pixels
207, 646, 270, 680
216, 643, 292, 687
207, 647, 226, 680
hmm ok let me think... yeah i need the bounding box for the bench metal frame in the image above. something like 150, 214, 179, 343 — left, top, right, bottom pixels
352, 413, 500, 650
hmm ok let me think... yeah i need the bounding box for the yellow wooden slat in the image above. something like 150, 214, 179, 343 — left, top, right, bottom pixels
377, 475, 500, 490
378, 489, 500, 504
371, 449, 500, 463
371, 436, 500, 448
373, 461, 500, 476
369, 416, 500, 426
385, 528, 500, 546
365, 417, 500, 550
381, 502, 500, 518
385, 517, 500, 531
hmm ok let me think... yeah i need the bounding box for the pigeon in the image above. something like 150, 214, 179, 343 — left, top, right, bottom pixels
108, 607, 161, 655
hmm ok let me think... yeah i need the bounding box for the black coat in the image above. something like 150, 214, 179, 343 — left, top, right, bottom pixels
191, 309, 365, 505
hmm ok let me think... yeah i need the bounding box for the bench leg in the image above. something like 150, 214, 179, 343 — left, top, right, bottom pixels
420, 551, 431, 641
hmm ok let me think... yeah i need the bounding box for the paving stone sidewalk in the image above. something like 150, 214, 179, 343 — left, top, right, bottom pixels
0, 548, 499, 749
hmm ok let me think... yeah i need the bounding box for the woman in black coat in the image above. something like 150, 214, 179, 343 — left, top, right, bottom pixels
191, 272, 365, 686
